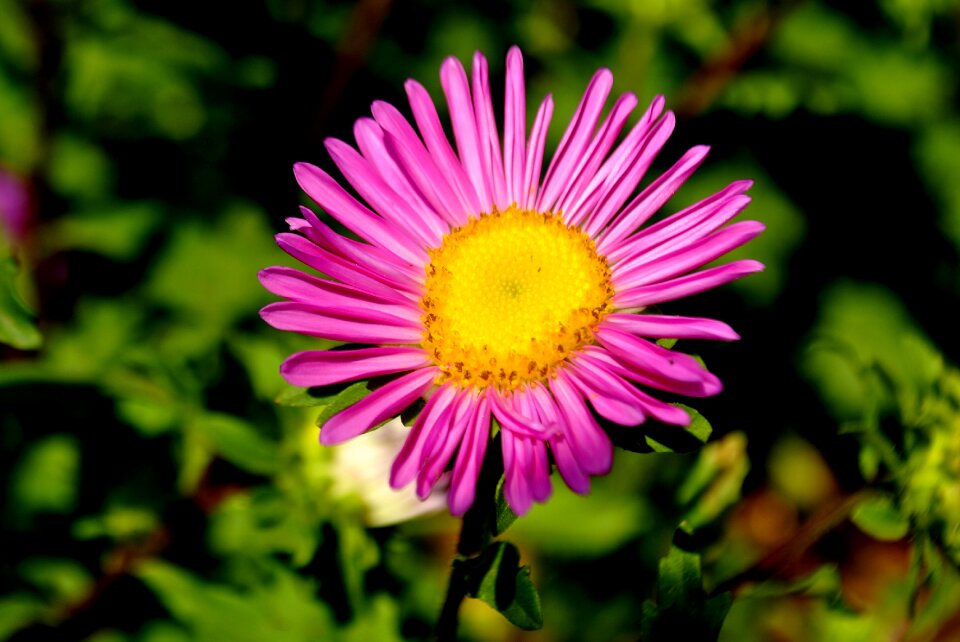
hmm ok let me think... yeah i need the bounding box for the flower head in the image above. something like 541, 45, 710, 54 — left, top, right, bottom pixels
261, 47, 763, 516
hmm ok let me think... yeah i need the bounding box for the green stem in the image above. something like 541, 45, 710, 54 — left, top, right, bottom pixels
435, 436, 504, 640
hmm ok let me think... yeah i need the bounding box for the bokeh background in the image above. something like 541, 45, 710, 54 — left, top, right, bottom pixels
2, 0, 960, 640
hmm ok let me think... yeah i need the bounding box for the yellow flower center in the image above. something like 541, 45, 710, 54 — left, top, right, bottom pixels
420, 206, 614, 391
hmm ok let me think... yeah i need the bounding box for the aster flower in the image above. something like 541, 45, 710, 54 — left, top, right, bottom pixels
260, 47, 763, 517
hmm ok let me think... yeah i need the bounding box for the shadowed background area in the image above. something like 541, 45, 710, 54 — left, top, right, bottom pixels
2, 0, 960, 640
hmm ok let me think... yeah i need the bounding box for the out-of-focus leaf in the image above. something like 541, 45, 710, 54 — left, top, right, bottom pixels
44, 298, 140, 378
0, 593, 48, 640
510, 483, 651, 557
9, 434, 80, 517
915, 119, 960, 249
72, 505, 159, 541
907, 561, 960, 639
146, 205, 277, 336
193, 412, 279, 475
802, 281, 941, 425
0, 255, 41, 349
734, 564, 842, 600
229, 334, 289, 401
18, 557, 93, 603
0, 72, 40, 170
343, 594, 404, 642
46, 133, 114, 201
64, 5, 226, 140
208, 490, 319, 567
851, 494, 910, 541
678, 432, 749, 533
138, 620, 191, 642
47, 202, 161, 261
756, 3, 954, 126
642, 547, 731, 642
136, 559, 335, 642
768, 435, 836, 511
0, 0, 35, 70
337, 518, 382, 611
464, 541, 543, 631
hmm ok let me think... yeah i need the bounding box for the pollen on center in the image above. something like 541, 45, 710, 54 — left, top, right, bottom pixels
420, 206, 614, 391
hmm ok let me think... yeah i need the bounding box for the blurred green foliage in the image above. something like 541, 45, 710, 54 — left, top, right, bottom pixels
2, 0, 960, 640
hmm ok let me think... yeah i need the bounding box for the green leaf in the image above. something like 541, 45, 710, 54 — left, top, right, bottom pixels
464, 541, 543, 631
10, 434, 80, 517
0, 593, 48, 640
641, 546, 731, 642
612, 404, 712, 454
851, 493, 910, 541
0, 256, 41, 349
194, 412, 280, 475
509, 483, 652, 557
734, 564, 842, 600
46, 202, 161, 261
72, 505, 159, 542
493, 476, 517, 536
315, 381, 373, 427
18, 557, 93, 603
136, 559, 334, 642
677, 432, 749, 533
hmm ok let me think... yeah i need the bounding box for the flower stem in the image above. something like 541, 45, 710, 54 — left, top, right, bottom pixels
435, 436, 504, 640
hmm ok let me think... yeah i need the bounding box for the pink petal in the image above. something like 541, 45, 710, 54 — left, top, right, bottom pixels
612, 259, 765, 308
372, 100, 469, 228
581, 111, 676, 237
260, 301, 423, 344
297, 207, 425, 288
603, 312, 740, 341
576, 348, 693, 425
275, 233, 411, 303
522, 95, 554, 209
324, 137, 448, 251
491, 391, 557, 439
353, 117, 448, 246
526, 382, 593, 494
472, 51, 509, 209
417, 390, 475, 499
280, 347, 432, 387
404, 80, 483, 215
320, 367, 439, 445
596, 145, 711, 253
293, 162, 425, 264
565, 96, 666, 227
555, 91, 638, 222
501, 431, 533, 516
565, 361, 647, 426
528, 438, 552, 502
613, 220, 766, 290
441, 56, 493, 210
592, 328, 722, 397
449, 392, 491, 516
605, 182, 753, 264
549, 371, 613, 475
391, 383, 458, 487
537, 69, 613, 213
503, 46, 526, 206
258, 266, 419, 320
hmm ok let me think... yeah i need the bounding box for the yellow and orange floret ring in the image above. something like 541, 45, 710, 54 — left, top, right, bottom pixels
420, 206, 615, 391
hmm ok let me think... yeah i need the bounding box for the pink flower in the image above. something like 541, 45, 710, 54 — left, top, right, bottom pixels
261, 47, 763, 516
